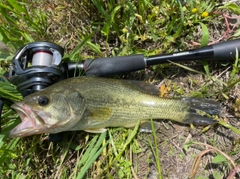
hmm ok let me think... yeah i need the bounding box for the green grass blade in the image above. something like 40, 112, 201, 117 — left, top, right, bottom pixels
149, 118, 162, 179
69, 33, 93, 60
0, 138, 19, 166
0, 2, 16, 12
199, 22, 210, 76
0, 77, 22, 101
116, 119, 140, 160
91, 0, 108, 18
177, 0, 185, 25
77, 135, 99, 166
101, 5, 121, 37
220, 2, 240, 15
86, 41, 103, 55
7, 0, 26, 13
218, 121, 240, 135
169, 61, 205, 75
229, 48, 239, 82
76, 132, 107, 179
199, 22, 209, 46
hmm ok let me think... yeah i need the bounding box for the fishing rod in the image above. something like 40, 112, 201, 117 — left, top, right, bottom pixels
8, 38, 240, 96
80, 38, 240, 76
0, 38, 240, 141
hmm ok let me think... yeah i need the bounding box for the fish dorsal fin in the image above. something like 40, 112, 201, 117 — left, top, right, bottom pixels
84, 128, 107, 133
123, 80, 160, 96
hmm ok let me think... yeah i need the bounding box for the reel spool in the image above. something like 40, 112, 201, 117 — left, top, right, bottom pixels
9, 42, 64, 96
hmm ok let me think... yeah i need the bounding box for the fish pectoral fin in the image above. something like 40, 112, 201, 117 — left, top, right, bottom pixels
84, 128, 107, 133
139, 121, 160, 133
89, 107, 112, 122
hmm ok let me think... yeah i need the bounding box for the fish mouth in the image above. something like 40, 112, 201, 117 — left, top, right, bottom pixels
9, 103, 44, 138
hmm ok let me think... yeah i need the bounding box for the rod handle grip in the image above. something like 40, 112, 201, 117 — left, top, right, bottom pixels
83, 54, 145, 76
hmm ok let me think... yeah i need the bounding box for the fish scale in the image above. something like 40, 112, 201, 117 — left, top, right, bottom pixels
73, 90, 191, 130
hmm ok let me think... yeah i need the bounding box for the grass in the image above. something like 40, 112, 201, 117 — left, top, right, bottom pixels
148, 118, 162, 178
0, 0, 240, 178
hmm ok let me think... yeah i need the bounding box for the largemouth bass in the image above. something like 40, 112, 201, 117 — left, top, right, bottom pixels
9, 76, 220, 137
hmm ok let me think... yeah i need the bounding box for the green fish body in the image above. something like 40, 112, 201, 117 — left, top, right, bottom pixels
9, 76, 220, 137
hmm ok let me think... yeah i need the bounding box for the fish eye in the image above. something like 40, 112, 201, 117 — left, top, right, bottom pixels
38, 96, 49, 106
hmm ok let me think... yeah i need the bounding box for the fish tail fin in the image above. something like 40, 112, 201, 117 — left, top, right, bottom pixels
182, 98, 221, 125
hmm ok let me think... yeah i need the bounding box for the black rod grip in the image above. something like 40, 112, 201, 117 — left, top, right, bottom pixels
83, 54, 145, 76
212, 38, 240, 60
